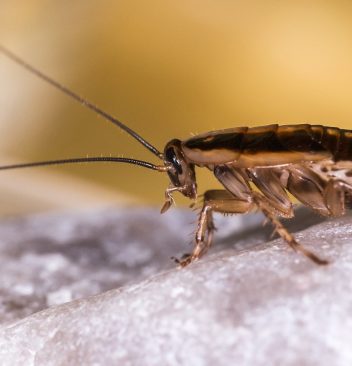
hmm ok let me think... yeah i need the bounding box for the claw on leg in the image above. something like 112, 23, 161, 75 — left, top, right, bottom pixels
172, 253, 193, 267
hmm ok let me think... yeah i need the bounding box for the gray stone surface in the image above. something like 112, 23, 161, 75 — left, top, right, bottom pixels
0, 207, 351, 365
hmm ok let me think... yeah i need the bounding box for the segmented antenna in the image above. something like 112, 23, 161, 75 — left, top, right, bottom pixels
0, 157, 168, 172
0, 45, 163, 159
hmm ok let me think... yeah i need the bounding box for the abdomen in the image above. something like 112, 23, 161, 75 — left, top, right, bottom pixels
182, 124, 352, 167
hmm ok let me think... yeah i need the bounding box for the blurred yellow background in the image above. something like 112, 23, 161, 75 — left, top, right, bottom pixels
0, 0, 352, 215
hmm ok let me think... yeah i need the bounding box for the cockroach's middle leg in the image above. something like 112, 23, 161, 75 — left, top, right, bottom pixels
252, 193, 329, 265
177, 190, 254, 267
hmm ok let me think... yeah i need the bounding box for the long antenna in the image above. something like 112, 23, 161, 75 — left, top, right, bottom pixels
0, 156, 168, 172
0, 45, 163, 159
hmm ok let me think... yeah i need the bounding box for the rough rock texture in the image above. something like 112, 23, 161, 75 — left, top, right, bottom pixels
0, 207, 351, 366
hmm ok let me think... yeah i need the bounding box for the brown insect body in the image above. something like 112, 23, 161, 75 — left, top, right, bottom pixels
164, 124, 352, 265
1, 45, 352, 266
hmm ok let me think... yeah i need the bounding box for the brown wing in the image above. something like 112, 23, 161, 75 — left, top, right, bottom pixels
182, 124, 341, 168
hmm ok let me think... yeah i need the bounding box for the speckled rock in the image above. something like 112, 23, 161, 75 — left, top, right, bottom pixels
0, 207, 351, 366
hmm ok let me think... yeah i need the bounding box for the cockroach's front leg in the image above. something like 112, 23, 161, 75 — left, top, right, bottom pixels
177, 190, 254, 267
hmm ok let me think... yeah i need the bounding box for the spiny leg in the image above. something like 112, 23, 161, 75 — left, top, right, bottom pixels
177, 190, 253, 267
253, 193, 329, 265
194, 205, 215, 257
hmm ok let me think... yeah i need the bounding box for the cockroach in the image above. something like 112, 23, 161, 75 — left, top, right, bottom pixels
1, 45, 352, 266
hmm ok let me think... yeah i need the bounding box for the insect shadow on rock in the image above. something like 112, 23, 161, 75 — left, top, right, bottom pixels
1, 45, 352, 267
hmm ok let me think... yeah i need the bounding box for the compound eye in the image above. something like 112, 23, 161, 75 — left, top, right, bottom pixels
165, 147, 183, 174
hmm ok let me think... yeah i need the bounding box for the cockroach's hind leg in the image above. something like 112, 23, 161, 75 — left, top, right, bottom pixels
254, 193, 329, 265
324, 178, 352, 216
